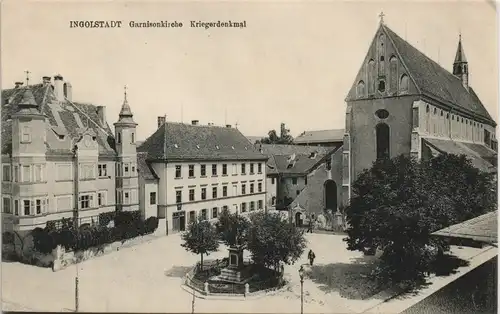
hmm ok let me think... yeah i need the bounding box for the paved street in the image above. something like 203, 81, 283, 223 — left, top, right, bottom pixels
2, 233, 495, 313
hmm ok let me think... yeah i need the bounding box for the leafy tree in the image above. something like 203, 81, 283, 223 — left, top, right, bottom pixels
345, 153, 496, 287
215, 208, 251, 247
260, 123, 294, 144
181, 217, 220, 270
247, 211, 307, 270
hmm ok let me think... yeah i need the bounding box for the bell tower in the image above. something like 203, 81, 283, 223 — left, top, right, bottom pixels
453, 34, 469, 90
113, 86, 139, 212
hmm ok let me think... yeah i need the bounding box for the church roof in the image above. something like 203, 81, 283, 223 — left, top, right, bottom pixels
137, 122, 268, 161
382, 25, 495, 125
1, 82, 116, 155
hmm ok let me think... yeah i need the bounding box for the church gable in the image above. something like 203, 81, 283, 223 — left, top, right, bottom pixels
346, 24, 417, 102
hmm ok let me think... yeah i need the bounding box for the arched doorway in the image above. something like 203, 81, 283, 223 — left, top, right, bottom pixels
295, 212, 303, 227
324, 180, 337, 212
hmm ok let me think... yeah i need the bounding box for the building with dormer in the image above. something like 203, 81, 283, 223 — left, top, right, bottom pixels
1, 75, 140, 237
137, 118, 268, 234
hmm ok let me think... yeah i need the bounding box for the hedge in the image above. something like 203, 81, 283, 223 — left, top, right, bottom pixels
32, 214, 160, 254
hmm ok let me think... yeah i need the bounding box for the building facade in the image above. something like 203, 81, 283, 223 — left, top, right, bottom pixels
137, 118, 268, 234
1, 75, 139, 236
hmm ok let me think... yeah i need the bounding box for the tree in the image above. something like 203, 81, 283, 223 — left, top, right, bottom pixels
247, 211, 307, 270
345, 153, 496, 287
181, 217, 220, 270
215, 208, 251, 247
260, 123, 294, 144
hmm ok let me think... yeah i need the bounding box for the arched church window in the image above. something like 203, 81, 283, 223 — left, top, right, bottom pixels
378, 80, 386, 93
375, 109, 389, 119
357, 80, 365, 98
389, 56, 398, 91
426, 105, 430, 113
434, 108, 437, 115
378, 34, 386, 75
440, 110, 443, 116
368, 60, 375, 94
452, 115, 455, 120
446, 113, 449, 119
400, 74, 409, 94
376, 123, 390, 160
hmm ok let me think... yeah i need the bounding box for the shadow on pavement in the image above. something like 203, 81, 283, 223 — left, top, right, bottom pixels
164, 265, 193, 278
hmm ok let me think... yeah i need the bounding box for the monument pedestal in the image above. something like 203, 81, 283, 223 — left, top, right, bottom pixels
216, 245, 249, 283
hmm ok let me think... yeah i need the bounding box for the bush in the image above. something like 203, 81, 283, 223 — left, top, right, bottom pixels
32, 228, 56, 254
145, 217, 159, 234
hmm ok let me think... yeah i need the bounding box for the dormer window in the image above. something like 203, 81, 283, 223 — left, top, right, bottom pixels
174, 144, 179, 148
58, 135, 65, 140
309, 152, 317, 159
21, 126, 31, 143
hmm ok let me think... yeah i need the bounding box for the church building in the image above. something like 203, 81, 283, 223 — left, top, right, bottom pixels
290, 19, 497, 226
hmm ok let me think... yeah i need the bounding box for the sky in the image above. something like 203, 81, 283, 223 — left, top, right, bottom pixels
2, 1, 498, 140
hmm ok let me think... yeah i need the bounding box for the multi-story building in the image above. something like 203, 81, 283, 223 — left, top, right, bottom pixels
1, 75, 139, 237
137, 118, 268, 234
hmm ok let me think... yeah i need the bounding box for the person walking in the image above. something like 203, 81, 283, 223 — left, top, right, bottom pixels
308, 249, 316, 266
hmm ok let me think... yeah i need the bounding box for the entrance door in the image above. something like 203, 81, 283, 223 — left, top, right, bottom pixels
172, 212, 180, 232
179, 212, 186, 232
295, 212, 303, 227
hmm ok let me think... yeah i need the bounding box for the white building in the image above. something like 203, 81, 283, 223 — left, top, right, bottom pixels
137, 118, 268, 234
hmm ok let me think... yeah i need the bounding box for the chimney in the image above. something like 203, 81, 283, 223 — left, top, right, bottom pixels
14, 82, 23, 89
96, 106, 106, 126
42, 76, 51, 85
191, 120, 199, 126
157, 116, 166, 129
63, 82, 72, 101
226, 124, 232, 128
54, 74, 64, 101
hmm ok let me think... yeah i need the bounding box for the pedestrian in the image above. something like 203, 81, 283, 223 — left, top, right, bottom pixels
308, 249, 316, 266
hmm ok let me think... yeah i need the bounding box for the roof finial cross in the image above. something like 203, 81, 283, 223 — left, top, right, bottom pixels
24, 70, 31, 86
124, 85, 128, 99
379, 11, 385, 24
235, 121, 239, 129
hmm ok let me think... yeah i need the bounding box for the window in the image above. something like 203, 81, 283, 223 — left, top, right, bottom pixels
292, 178, 298, 185
212, 187, 217, 199
117, 132, 122, 144
357, 80, 365, 98
305, 177, 308, 185
98, 164, 108, 177
79, 194, 92, 209
201, 209, 207, 220
24, 200, 31, 215
124, 163, 130, 176
296, 190, 300, 196
250, 183, 254, 193
14, 200, 19, 215
189, 189, 195, 201
22, 126, 31, 142
241, 184, 246, 195
375, 109, 389, 119
258, 200, 263, 209
124, 192, 130, 204
175, 165, 182, 178
222, 164, 227, 175
201, 188, 207, 200
176, 190, 182, 203
80, 163, 95, 180
189, 210, 195, 222
250, 163, 254, 174
222, 205, 228, 212
2, 165, 11, 182
13, 166, 18, 182
131, 132, 135, 144
241, 202, 247, 213
36, 199, 42, 214
223, 186, 228, 197
22, 165, 31, 183
368, 59, 376, 94
258, 182, 262, 192
34, 165, 43, 182
212, 207, 218, 219
232, 163, 237, 175
250, 201, 255, 211
232, 185, 238, 196
272, 197, 276, 205
3, 197, 11, 214
212, 164, 217, 176
150, 192, 157, 205
400, 74, 409, 94
189, 165, 195, 177
258, 163, 262, 173
376, 123, 390, 160
378, 80, 386, 93
241, 163, 246, 174
200, 164, 206, 176
271, 177, 275, 184
98, 192, 106, 206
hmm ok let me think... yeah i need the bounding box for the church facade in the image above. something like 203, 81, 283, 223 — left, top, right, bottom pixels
290, 21, 497, 226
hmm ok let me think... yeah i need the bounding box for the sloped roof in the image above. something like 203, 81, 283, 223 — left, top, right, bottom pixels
382, 25, 495, 125
246, 136, 263, 144
137, 152, 159, 180
258, 144, 337, 175
137, 122, 267, 161
422, 138, 496, 173
432, 211, 497, 245
294, 129, 345, 144
1, 83, 116, 156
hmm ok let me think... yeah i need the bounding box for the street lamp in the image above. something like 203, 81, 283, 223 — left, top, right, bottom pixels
298, 265, 304, 314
